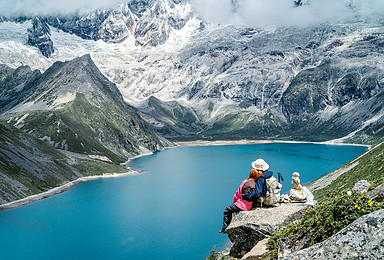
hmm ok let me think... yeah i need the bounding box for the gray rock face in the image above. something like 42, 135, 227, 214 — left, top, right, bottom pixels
27, 17, 54, 58
352, 180, 371, 194
282, 209, 384, 259
44, 0, 191, 46
0, 65, 41, 114
226, 203, 309, 258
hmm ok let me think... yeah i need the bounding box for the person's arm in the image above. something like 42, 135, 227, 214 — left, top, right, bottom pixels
241, 188, 263, 201
262, 171, 273, 179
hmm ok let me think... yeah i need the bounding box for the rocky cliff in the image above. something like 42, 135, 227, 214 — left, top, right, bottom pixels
27, 17, 54, 58
226, 203, 309, 258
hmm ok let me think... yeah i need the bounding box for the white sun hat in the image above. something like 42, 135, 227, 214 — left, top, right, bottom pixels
251, 159, 269, 171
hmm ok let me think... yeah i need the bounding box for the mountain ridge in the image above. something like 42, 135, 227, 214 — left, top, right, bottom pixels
1, 54, 172, 164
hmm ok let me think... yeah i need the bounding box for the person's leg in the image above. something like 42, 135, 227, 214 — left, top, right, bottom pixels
220, 203, 241, 233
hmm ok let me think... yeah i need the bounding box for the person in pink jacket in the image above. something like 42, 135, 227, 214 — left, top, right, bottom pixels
219, 159, 269, 234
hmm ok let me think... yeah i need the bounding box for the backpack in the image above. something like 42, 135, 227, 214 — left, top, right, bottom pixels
257, 176, 282, 206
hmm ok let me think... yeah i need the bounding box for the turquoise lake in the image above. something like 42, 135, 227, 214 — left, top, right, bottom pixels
0, 143, 367, 259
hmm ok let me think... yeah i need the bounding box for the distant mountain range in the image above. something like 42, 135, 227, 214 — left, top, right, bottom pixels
1, 0, 384, 145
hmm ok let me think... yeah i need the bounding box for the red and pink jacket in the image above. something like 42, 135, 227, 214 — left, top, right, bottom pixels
233, 179, 254, 211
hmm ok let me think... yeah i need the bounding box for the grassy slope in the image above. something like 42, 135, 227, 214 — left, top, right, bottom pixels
7, 93, 163, 164
308, 141, 384, 202
0, 122, 128, 204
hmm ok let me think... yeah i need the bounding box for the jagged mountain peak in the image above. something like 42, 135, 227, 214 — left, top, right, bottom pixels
27, 17, 54, 58
3, 54, 124, 114
1, 55, 171, 163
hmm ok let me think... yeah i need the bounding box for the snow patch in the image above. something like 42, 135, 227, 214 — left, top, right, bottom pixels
14, 113, 29, 127
5, 100, 50, 114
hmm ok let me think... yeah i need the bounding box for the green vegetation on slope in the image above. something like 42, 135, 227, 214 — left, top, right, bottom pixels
258, 141, 384, 258
308, 141, 384, 202
201, 111, 287, 140
6, 93, 162, 164
0, 122, 128, 204
264, 192, 384, 259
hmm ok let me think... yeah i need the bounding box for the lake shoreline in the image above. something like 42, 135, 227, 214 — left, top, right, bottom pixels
0, 170, 142, 212
175, 139, 371, 148
0, 139, 369, 211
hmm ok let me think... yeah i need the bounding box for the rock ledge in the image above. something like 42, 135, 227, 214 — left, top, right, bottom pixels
226, 203, 309, 258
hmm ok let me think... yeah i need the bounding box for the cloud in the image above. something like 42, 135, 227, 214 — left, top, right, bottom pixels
2, 0, 384, 27
0, 0, 124, 17
191, 0, 234, 24
192, 0, 384, 28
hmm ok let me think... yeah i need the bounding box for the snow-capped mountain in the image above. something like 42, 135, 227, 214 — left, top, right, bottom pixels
1, 0, 384, 144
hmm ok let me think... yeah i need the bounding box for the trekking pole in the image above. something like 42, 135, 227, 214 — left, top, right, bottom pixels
277, 172, 284, 183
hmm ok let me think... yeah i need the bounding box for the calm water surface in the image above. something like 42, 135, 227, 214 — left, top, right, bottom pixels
0, 143, 366, 259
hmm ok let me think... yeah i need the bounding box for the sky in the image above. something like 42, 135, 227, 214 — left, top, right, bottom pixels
193, 0, 384, 28
1, 0, 384, 28
0, 0, 124, 17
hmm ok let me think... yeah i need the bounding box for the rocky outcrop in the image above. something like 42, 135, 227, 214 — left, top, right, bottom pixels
45, 0, 191, 46
226, 203, 309, 258
352, 180, 371, 194
281, 209, 384, 259
27, 17, 54, 58
241, 238, 269, 260
367, 182, 384, 200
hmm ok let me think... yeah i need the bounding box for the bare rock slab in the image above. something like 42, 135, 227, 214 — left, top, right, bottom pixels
241, 238, 269, 260
226, 203, 309, 258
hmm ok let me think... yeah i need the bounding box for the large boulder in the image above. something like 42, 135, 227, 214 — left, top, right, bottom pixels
281, 209, 384, 259
226, 203, 309, 258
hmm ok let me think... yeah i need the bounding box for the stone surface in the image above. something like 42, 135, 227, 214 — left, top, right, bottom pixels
27, 17, 54, 58
226, 203, 309, 258
278, 231, 312, 258
241, 238, 269, 260
352, 180, 371, 194
281, 209, 384, 260
367, 182, 384, 200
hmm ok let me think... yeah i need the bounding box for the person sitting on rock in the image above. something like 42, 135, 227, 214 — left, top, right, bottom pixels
219, 167, 262, 234
241, 159, 273, 205
219, 159, 269, 234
